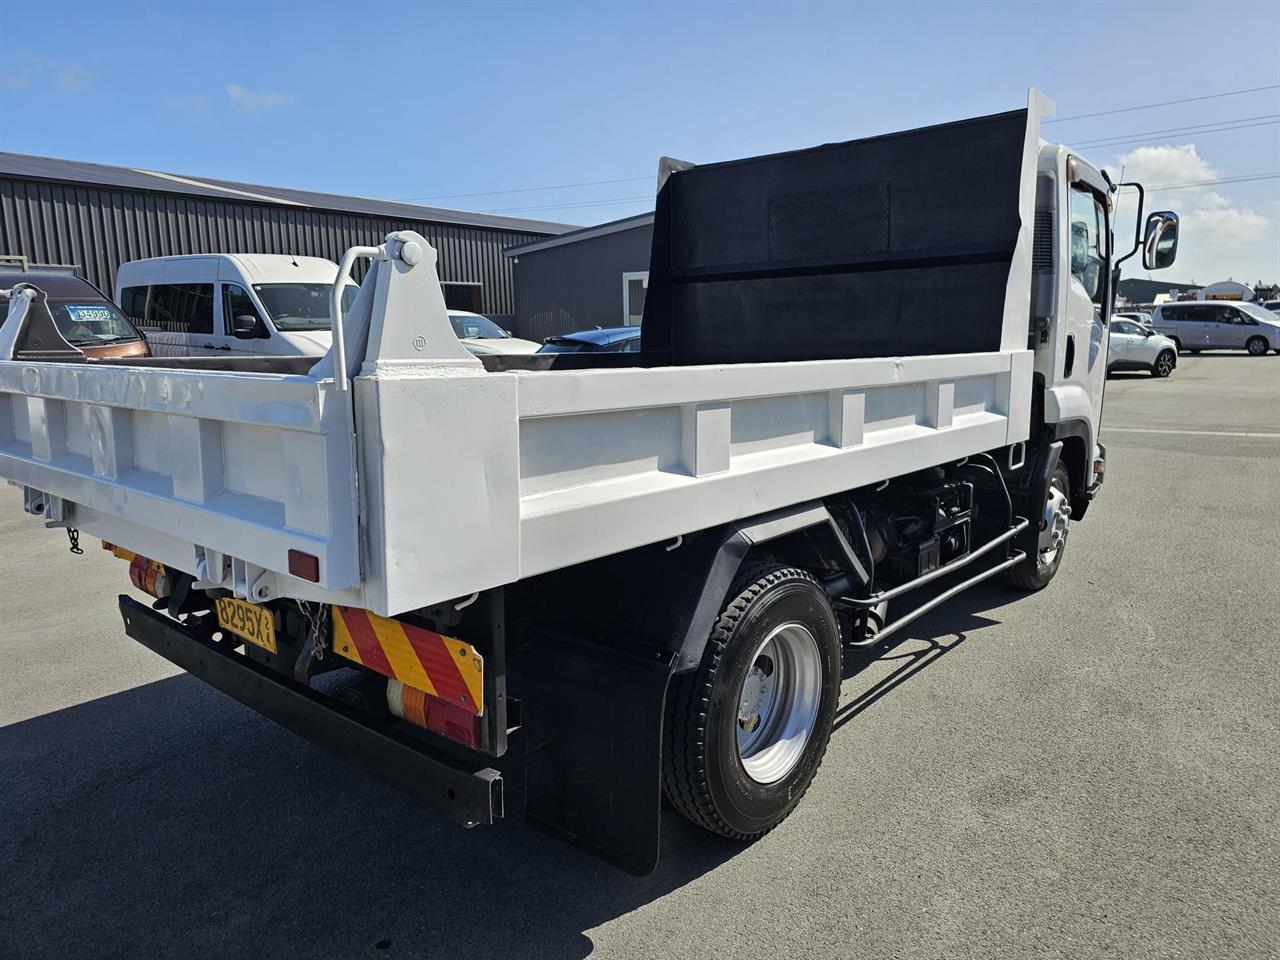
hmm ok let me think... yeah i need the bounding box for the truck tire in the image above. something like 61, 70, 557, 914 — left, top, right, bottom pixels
1004, 462, 1071, 591
663, 562, 841, 839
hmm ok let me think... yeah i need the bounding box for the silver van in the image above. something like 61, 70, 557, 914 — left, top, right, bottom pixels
1151, 301, 1280, 355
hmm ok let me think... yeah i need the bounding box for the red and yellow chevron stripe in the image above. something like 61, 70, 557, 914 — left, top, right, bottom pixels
330, 606, 484, 717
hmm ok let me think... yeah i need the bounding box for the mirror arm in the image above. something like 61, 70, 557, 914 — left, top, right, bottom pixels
1113, 181, 1145, 269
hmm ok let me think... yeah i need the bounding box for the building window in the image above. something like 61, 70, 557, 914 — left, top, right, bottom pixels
623, 271, 648, 326
442, 282, 484, 313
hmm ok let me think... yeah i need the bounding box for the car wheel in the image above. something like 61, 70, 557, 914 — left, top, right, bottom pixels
664, 562, 841, 839
1246, 336, 1268, 356
1152, 350, 1175, 378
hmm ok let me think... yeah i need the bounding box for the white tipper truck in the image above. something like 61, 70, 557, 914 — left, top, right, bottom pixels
0, 91, 1179, 874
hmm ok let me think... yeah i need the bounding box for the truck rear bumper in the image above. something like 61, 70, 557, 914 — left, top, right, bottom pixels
118, 595, 503, 828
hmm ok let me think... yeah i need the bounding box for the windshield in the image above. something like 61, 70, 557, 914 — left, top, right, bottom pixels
252, 283, 358, 331
46, 300, 141, 345
1238, 302, 1280, 324
449, 313, 510, 340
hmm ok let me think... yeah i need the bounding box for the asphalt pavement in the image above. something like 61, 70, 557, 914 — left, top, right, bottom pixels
1, 354, 1277, 959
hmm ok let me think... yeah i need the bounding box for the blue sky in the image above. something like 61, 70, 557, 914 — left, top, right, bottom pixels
3, 0, 1277, 284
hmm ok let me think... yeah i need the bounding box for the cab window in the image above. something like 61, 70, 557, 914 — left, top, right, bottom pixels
223, 284, 265, 333
1069, 185, 1107, 305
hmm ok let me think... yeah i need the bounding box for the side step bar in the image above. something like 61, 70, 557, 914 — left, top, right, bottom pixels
835, 517, 1030, 648
118, 596, 503, 827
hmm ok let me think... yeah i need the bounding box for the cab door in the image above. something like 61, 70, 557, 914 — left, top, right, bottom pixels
1064, 180, 1110, 427
220, 283, 272, 356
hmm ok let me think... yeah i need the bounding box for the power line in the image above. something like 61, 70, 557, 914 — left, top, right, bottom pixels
1044, 84, 1280, 124
398, 175, 651, 203
1072, 113, 1280, 147
1145, 172, 1280, 191
481, 195, 652, 214
1075, 118, 1280, 151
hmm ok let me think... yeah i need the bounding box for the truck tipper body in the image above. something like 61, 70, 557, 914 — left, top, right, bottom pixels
0, 91, 1179, 874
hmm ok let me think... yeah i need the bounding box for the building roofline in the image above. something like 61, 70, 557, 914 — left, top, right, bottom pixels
504, 211, 654, 257
0, 150, 579, 236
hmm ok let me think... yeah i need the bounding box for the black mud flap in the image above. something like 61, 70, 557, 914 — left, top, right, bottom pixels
523, 626, 675, 876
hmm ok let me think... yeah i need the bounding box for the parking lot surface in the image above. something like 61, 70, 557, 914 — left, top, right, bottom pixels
2, 354, 1277, 960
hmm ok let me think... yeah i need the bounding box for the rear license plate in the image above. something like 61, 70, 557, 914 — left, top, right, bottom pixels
215, 597, 277, 653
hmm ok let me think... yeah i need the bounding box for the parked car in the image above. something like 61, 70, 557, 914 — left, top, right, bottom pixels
1151, 301, 1280, 355
0, 271, 150, 359
1107, 317, 1177, 377
116, 254, 359, 358
1262, 300, 1280, 313
538, 326, 642, 354
449, 311, 540, 355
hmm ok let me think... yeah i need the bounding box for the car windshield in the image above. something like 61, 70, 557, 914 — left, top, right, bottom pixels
449, 313, 509, 340
252, 283, 358, 331
46, 300, 142, 345
1238, 302, 1280, 323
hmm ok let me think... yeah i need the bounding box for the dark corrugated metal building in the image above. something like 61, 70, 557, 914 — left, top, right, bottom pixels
504, 213, 653, 341
0, 151, 575, 322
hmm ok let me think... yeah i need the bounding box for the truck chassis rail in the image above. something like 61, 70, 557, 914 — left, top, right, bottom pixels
118, 596, 503, 828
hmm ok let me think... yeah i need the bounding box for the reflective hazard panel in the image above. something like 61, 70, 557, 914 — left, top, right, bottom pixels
331, 606, 484, 717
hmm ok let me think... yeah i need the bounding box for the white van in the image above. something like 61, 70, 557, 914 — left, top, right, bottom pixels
116, 254, 540, 359
116, 254, 358, 358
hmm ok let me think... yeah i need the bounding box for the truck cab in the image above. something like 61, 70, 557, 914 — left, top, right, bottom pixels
1030, 138, 1179, 523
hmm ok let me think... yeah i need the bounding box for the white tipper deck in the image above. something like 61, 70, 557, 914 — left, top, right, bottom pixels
0, 95, 1046, 617
0, 343, 1032, 617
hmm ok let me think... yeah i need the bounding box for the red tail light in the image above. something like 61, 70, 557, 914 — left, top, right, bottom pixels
128, 554, 171, 598
288, 549, 320, 582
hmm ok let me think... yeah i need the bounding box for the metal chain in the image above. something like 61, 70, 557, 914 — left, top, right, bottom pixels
300, 601, 327, 660
66, 527, 83, 555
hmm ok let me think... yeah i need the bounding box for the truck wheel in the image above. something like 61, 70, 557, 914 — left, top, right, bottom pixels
1152, 350, 1175, 377
1246, 336, 1268, 356
1004, 462, 1071, 591
664, 563, 841, 839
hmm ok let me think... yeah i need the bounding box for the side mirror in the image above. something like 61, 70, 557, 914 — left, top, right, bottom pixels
233, 314, 264, 339
1142, 211, 1179, 270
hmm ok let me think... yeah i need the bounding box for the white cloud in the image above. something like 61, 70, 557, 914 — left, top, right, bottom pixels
1105, 144, 1276, 284
0, 57, 91, 94
225, 83, 295, 113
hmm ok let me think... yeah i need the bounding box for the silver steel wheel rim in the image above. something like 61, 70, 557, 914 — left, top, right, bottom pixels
735, 622, 822, 784
1157, 354, 1173, 376
1038, 481, 1070, 565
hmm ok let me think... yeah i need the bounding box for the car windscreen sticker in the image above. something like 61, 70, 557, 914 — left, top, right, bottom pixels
64, 304, 116, 323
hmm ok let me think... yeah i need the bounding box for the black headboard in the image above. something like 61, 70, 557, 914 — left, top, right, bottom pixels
641, 108, 1029, 364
